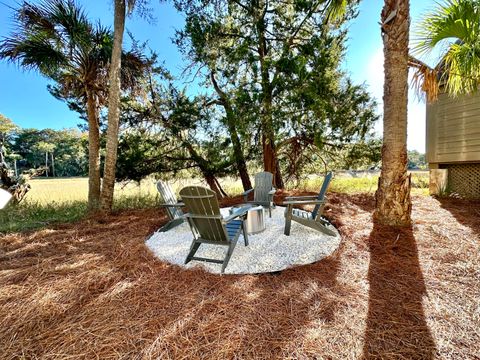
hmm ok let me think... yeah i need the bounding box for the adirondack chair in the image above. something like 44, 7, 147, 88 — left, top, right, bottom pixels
242, 171, 276, 217
283, 172, 336, 236
156, 180, 185, 232
180, 186, 250, 273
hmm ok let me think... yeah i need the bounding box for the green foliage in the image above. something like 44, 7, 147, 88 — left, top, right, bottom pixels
413, 0, 480, 95
175, 0, 378, 181
0, 114, 17, 135
407, 150, 427, 170
0, 201, 87, 233
0, 192, 159, 233
117, 75, 239, 187
0, 0, 112, 92
335, 138, 382, 170
0, 114, 18, 162
290, 172, 429, 195
10, 127, 88, 177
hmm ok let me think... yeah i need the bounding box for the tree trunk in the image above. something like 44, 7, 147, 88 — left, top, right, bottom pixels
374, 0, 412, 226
262, 132, 284, 188
51, 152, 55, 177
237, 157, 252, 191
85, 88, 101, 211
210, 72, 252, 191
45, 152, 48, 177
100, 0, 126, 213
0, 135, 4, 164
274, 157, 284, 188
256, 15, 284, 189
204, 173, 227, 198
181, 140, 227, 198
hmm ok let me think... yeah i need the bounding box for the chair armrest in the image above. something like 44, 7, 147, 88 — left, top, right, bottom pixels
282, 199, 326, 206
242, 189, 254, 196
223, 206, 251, 223
159, 202, 184, 208
284, 195, 318, 201
183, 213, 222, 220
243, 188, 254, 201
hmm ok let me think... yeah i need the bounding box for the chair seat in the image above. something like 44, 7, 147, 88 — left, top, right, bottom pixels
226, 220, 243, 240
291, 208, 313, 220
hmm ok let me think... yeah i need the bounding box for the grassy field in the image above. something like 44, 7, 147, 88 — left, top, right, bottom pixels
0, 172, 429, 233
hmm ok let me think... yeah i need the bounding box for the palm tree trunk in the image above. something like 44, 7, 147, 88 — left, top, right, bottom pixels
86, 88, 101, 211
100, 0, 126, 213
374, 0, 412, 226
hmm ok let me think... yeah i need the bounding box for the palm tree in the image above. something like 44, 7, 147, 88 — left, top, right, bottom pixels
101, 0, 129, 213
411, 0, 480, 99
1, 0, 147, 211
0, 0, 112, 210
374, 0, 412, 226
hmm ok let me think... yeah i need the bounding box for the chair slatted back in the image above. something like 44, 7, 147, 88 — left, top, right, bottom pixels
311, 172, 333, 219
180, 186, 228, 243
253, 172, 274, 202
156, 181, 183, 220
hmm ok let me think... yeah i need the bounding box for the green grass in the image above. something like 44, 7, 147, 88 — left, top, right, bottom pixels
0, 178, 162, 233
0, 173, 429, 234
287, 172, 429, 196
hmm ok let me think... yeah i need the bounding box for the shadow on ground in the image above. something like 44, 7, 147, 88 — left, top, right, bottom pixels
438, 197, 480, 237
363, 223, 436, 359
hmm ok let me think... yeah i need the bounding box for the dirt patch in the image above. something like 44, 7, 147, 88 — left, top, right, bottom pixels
0, 193, 478, 359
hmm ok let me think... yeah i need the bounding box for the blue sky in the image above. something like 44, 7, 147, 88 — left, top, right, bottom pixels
0, 0, 435, 151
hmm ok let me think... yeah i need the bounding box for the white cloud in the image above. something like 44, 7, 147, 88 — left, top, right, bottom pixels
363, 48, 426, 152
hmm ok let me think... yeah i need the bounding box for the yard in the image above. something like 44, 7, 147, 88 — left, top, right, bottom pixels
1, 0, 478, 358
0, 189, 478, 358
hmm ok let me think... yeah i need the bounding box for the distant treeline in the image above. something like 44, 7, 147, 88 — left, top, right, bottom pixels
1, 119, 88, 177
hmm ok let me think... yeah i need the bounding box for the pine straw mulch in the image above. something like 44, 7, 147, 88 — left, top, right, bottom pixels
0, 192, 479, 359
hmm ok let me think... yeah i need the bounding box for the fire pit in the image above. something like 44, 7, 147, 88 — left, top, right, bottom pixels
230, 204, 266, 235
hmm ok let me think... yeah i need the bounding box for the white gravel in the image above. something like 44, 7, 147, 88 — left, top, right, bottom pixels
145, 206, 341, 274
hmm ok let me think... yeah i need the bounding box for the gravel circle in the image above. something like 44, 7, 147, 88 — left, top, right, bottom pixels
145, 206, 341, 274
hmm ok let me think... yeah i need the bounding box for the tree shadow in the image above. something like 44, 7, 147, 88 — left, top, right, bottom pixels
438, 197, 480, 237
363, 223, 436, 359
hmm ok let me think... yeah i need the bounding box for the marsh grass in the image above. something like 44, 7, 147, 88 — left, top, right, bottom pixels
286, 172, 429, 195
0, 178, 162, 233
0, 172, 429, 233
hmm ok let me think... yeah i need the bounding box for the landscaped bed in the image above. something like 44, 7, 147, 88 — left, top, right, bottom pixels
146, 205, 341, 274
0, 192, 478, 358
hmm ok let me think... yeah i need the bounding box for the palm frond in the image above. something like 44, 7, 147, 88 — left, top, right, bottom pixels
324, 0, 349, 23
409, 56, 440, 102
412, 0, 480, 96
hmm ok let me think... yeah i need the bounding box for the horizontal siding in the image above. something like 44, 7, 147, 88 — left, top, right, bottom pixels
427, 91, 480, 163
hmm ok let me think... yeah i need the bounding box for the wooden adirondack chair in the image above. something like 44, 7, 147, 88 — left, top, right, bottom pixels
156, 180, 185, 232
242, 171, 276, 217
180, 186, 250, 273
283, 172, 336, 236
